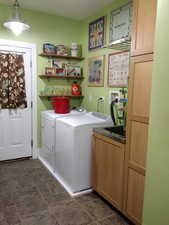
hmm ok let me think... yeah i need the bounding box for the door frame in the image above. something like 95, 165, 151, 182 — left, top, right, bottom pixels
0, 39, 38, 159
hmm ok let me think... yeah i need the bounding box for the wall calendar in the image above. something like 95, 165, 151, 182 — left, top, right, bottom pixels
109, 3, 132, 44
108, 51, 130, 87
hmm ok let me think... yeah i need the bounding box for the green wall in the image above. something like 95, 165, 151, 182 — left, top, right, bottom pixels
1, 1, 169, 224
80, 0, 130, 115
143, 0, 169, 224
0, 3, 82, 146
0, 0, 130, 147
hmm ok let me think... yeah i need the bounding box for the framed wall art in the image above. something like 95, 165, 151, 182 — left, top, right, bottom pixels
108, 51, 129, 87
67, 65, 82, 77
88, 55, 105, 86
45, 67, 55, 75
89, 16, 105, 50
109, 3, 132, 45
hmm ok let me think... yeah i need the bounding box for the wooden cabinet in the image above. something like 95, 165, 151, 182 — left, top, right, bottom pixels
124, 54, 154, 225
125, 169, 145, 222
125, 2, 157, 220
124, 124, 147, 224
92, 1, 157, 224
128, 54, 153, 123
92, 132, 125, 211
131, 0, 157, 56
129, 121, 149, 168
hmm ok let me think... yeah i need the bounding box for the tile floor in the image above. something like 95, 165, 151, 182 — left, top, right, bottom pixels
0, 159, 132, 225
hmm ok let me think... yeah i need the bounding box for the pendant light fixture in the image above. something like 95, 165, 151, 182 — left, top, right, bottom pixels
3, 0, 30, 36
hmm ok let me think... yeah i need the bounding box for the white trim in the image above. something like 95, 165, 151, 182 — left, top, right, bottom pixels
38, 152, 92, 197
0, 39, 38, 159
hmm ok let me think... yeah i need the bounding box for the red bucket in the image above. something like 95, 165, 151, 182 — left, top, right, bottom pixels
52, 97, 70, 114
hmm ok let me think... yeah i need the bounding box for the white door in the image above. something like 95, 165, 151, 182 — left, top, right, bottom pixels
0, 45, 32, 160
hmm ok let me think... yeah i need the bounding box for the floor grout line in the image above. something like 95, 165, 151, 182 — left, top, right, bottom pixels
0, 159, 131, 225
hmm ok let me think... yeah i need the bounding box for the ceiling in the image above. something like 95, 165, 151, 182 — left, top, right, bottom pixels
0, 0, 117, 20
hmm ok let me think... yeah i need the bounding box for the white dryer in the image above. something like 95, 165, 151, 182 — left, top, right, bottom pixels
54, 112, 113, 195
40, 109, 86, 172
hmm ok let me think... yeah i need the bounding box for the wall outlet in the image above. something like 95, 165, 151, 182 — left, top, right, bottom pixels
109, 90, 120, 104
89, 95, 93, 102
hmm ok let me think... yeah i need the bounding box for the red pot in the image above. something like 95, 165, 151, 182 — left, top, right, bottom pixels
52, 97, 70, 114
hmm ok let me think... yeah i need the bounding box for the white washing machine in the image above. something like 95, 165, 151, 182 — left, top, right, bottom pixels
54, 112, 113, 195
40, 109, 86, 172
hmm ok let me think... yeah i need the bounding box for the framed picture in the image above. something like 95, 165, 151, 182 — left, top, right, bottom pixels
55, 68, 65, 76
89, 16, 105, 50
108, 51, 129, 87
67, 66, 82, 77
109, 3, 132, 45
88, 55, 105, 86
52, 60, 63, 68
45, 67, 55, 75
43, 43, 56, 54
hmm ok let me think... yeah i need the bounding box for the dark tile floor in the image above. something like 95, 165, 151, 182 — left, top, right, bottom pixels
0, 159, 132, 225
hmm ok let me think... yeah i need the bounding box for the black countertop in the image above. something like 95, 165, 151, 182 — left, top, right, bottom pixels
93, 127, 126, 144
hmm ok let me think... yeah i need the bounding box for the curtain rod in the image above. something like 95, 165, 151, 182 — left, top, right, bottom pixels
0, 49, 26, 55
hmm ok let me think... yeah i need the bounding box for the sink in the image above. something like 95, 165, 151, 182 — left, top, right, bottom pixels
104, 126, 126, 137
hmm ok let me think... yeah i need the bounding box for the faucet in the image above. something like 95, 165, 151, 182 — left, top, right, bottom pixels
110, 98, 118, 126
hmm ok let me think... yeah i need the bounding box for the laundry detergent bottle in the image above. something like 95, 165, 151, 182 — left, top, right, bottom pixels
71, 81, 81, 96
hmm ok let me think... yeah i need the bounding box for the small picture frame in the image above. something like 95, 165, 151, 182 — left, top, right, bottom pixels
45, 67, 55, 75
67, 66, 82, 77
52, 60, 63, 68
88, 55, 105, 87
89, 16, 105, 50
56, 45, 69, 56
55, 68, 65, 76
43, 43, 56, 54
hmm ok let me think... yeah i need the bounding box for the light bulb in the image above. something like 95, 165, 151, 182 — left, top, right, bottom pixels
3, 0, 30, 36
4, 21, 30, 36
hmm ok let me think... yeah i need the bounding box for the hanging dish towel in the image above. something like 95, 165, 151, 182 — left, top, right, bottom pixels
0, 53, 27, 109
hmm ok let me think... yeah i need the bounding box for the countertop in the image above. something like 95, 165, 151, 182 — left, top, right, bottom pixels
93, 127, 126, 144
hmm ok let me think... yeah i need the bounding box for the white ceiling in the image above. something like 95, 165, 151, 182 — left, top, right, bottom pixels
0, 0, 117, 20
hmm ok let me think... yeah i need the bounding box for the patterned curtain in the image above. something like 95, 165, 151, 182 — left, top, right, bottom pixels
0, 53, 27, 109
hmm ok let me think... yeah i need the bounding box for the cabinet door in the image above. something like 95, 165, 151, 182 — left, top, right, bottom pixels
131, 0, 157, 56
124, 121, 148, 224
130, 121, 149, 168
92, 135, 125, 210
126, 169, 145, 223
128, 54, 153, 123
124, 54, 153, 224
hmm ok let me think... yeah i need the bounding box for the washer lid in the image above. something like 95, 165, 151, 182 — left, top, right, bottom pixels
57, 112, 113, 127
41, 110, 87, 120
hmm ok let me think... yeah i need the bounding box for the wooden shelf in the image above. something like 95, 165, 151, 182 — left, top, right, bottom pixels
39, 94, 84, 98
39, 53, 85, 60
39, 75, 84, 79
